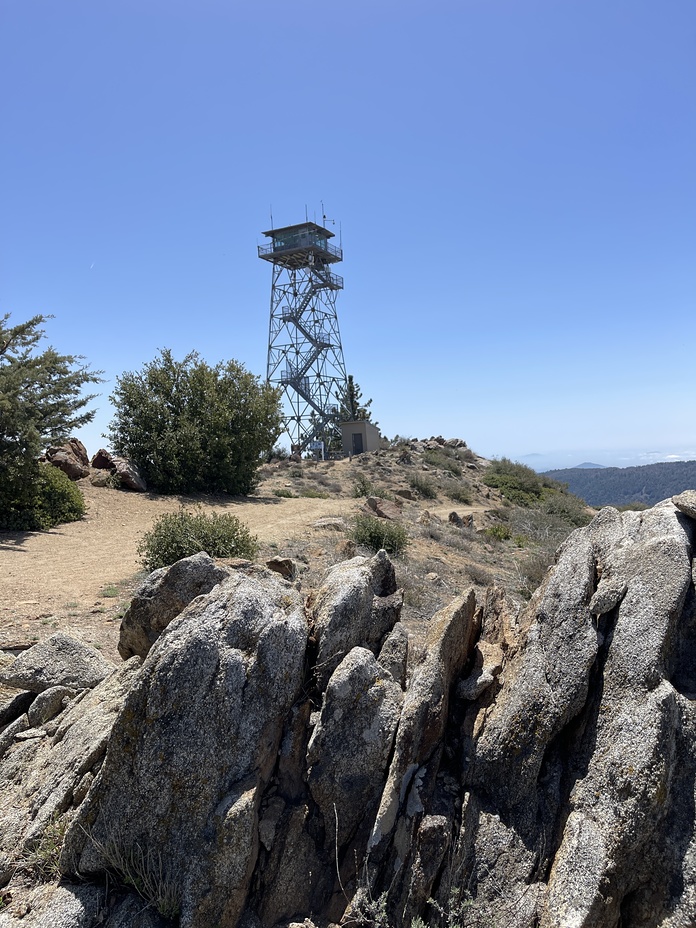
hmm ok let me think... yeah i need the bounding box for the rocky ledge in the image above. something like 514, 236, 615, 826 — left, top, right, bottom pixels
0, 496, 695, 927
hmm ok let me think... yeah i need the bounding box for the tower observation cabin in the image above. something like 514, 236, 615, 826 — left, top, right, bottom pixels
259, 220, 348, 453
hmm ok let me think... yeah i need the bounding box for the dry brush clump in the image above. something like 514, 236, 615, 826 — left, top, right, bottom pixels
186, 442, 596, 616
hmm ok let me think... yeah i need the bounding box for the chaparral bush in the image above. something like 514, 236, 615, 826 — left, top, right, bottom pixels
137, 507, 259, 571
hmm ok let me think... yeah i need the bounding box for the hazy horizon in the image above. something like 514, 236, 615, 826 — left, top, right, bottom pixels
519, 448, 696, 473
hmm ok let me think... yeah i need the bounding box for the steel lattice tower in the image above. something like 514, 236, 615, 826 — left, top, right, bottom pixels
259, 221, 348, 452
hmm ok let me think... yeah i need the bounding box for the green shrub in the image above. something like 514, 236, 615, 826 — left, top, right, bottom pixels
483, 458, 585, 519
483, 458, 547, 506
423, 449, 462, 477
409, 474, 437, 499
0, 463, 85, 531
454, 446, 477, 464
485, 523, 512, 541
138, 507, 258, 571
104, 472, 122, 489
542, 493, 592, 526
108, 349, 282, 495
267, 444, 289, 461
350, 514, 409, 556
353, 473, 374, 497
300, 487, 329, 499
447, 486, 472, 505
273, 488, 295, 498
0, 313, 100, 531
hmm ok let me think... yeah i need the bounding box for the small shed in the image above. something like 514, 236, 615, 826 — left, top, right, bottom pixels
340, 420, 381, 456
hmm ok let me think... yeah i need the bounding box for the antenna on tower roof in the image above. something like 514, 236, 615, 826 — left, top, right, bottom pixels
269, 205, 274, 230
321, 200, 336, 228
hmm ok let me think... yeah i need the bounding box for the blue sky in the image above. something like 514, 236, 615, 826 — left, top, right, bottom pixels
2, 0, 694, 470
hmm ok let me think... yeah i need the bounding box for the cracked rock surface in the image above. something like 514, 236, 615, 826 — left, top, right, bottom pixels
0, 502, 695, 928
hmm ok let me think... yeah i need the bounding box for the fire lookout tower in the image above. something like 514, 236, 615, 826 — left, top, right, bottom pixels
259, 221, 348, 452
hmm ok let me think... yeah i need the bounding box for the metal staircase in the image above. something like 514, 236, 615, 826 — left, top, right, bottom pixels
259, 221, 347, 452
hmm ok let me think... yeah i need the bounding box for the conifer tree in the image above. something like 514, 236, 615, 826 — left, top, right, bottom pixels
0, 314, 101, 528
337, 375, 374, 422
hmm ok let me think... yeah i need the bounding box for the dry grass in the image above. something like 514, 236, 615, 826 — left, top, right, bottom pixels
2, 440, 592, 658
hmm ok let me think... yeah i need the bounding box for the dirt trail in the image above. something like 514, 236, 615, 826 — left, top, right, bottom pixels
0, 452, 495, 662
0, 482, 358, 658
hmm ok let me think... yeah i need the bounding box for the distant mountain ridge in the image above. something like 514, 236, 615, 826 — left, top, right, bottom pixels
573, 462, 605, 469
544, 460, 696, 507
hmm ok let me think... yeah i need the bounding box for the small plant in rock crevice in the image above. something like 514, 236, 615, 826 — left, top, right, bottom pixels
19, 813, 69, 882
83, 829, 180, 918
345, 886, 389, 928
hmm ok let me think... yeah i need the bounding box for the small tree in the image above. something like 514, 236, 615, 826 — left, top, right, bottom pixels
0, 314, 100, 530
318, 374, 377, 456
108, 350, 282, 495
337, 374, 374, 422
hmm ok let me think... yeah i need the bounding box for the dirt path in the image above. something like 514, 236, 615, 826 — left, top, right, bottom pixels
0, 481, 358, 659
0, 451, 499, 663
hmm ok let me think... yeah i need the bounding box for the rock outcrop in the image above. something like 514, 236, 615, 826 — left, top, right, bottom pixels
64, 569, 309, 928
111, 456, 147, 491
311, 550, 403, 690
45, 438, 90, 480
90, 448, 115, 470
0, 499, 695, 928
0, 658, 140, 889
118, 551, 230, 659
365, 495, 403, 520
0, 633, 114, 693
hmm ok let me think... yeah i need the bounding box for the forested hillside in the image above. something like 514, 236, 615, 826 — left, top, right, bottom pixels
544, 459, 696, 507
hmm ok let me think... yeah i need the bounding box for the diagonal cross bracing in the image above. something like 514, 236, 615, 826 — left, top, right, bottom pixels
259, 222, 348, 452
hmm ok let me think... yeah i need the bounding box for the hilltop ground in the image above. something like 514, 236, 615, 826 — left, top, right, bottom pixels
0, 440, 592, 662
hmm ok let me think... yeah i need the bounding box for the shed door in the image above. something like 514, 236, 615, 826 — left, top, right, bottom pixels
352, 432, 364, 455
